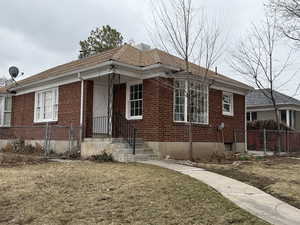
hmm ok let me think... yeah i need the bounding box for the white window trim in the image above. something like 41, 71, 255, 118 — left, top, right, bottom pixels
0, 96, 12, 127
173, 80, 209, 125
34, 87, 58, 123
222, 92, 234, 116
126, 81, 143, 120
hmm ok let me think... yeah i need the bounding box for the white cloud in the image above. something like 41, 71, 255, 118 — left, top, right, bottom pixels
0, 0, 299, 97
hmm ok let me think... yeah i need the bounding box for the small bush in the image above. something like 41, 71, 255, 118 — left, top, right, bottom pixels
247, 120, 291, 130
12, 139, 25, 153
63, 148, 81, 159
209, 151, 226, 163
1, 143, 14, 153
89, 151, 114, 162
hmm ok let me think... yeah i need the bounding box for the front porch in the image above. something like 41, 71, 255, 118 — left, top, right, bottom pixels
81, 74, 157, 162
88, 74, 139, 140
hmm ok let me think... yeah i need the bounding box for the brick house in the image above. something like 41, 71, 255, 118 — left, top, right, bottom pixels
0, 44, 252, 160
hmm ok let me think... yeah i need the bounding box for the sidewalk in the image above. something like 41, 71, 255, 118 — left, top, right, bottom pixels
140, 160, 300, 225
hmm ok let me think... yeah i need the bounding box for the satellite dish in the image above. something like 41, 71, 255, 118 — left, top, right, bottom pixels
9, 66, 19, 78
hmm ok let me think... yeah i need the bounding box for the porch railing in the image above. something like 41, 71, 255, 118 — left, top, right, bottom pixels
113, 112, 137, 155
93, 116, 109, 135
92, 113, 137, 154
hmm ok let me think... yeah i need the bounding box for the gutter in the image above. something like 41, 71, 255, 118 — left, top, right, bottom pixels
7, 58, 253, 96
8, 60, 178, 92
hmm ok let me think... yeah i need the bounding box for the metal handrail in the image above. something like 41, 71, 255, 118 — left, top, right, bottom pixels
113, 112, 137, 155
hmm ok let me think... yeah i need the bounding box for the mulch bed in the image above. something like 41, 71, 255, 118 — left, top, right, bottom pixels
0, 153, 48, 168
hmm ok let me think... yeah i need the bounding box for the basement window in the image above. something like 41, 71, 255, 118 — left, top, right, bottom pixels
0, 96, 12, 127
34, 88, 58, 123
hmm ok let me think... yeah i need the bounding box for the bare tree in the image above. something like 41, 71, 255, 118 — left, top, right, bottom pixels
231, 12, 295, 152
268, 0, 300, 44
150, 0, 224, 160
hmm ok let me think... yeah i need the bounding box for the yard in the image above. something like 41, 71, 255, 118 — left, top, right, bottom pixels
200, 156, 300, 209
0, 157, 268, 225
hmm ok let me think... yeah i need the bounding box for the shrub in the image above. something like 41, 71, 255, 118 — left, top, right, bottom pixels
12, 139, 25, 153
209, 151, 226, 163
89, 151, 114, 162
1, 139, 44, 155
247, 120, 291, 130
1, 143, 14, 153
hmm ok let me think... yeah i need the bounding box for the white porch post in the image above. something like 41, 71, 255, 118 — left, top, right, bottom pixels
287, 109, 290, 127
78, 73, 84, 141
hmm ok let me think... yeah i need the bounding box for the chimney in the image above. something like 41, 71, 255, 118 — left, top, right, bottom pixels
134, 43, 151, 51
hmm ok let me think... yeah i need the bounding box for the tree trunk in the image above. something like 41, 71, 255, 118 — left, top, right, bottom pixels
187, 87, 193, 161
274, 107, 281, 154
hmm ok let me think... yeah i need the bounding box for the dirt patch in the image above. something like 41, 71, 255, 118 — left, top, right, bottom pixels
199, 157, 300, 209
0, 162, 268, 225
204, 166, 277, 190
0, 153, 47, 168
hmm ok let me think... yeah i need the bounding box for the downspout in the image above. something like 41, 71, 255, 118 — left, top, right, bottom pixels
245, 97, 248, 153
78, 73, 84, 142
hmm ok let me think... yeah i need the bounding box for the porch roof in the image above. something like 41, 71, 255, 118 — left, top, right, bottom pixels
0, 44, 252, 93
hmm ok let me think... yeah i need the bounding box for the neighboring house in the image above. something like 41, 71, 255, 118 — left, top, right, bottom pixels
246, 89, 300, 129
0, 44, 252, 160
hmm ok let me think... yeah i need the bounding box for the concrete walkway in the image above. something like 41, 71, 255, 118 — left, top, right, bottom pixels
140, 160, 300, 225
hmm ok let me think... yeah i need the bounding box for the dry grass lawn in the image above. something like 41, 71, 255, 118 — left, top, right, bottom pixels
0, 160, 269, 225
200, 157, 300, 209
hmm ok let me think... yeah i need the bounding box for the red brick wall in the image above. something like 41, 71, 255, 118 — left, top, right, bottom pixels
113, 78, 161, 140
7, 82, 83, 140
6, 77, 245, 143
113, 77, 245, 143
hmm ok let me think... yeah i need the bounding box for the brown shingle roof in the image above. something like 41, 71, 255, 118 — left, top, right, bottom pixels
2, 44, 251, 92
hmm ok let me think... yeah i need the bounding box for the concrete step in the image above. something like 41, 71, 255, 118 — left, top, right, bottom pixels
116, 149, 154, 155
112, 151, 159, 162
111, 138, 144, 144
84, 138, 112, 142
134, 154, 159, 161
112, 143, 145, 149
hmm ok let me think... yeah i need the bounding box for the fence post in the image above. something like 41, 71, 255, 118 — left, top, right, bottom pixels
43, 123, 49, 157
133, 128, 136, 155
234, 129, 237, 152
263, 129, 267, 155
68, 123, 74, 153
286, 130, 291, 153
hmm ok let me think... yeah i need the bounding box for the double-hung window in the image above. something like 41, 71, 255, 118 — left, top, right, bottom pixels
34, 88, 58, 123
247, 112, 257, 122
222, 92, 234, 116
0, 96, 12, 127
174, 79, 208, 124
126, 82, 143, 120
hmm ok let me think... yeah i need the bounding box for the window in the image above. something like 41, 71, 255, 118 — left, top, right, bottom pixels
174, 80, 208, 124
34, 88, 58, 123
0, 96, 12, 127
280, 110, 287, 124
174, 80, 186, 122
280, 110, 296, 128
126, 83, 143, 119
289, 110, 296, 128
222, 92, 234, 116
247, 112, 257, 122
